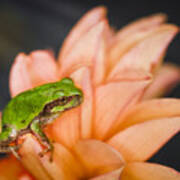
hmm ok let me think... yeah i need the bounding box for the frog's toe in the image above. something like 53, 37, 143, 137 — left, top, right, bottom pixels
38, 145, 54, 162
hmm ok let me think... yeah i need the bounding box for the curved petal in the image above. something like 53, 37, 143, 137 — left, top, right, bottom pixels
94, 79, 150, 140
9, 53, 33, 97
108, 117, 180, 162
90, 168, 123, 180
92, 34, 107, 86
19, 174, 34, 180
118, 98, 180, 130
58, 6, 107, 61
121, 162, 180, 180
20, 135, 52, 180
107, 68, 152, 82
50, 108, 80, 148
143, 64, 180, 99
109, 24, 179, 79
20, 134, 84, 180
10, 50, 59, 97
0, 155, 33, 180
109, 13, 167, 68
73, 140, 124, 178
113, 13, 167, 43
29, 50, 59, 85
59, 20, 107, 77
70, 67, 93, 139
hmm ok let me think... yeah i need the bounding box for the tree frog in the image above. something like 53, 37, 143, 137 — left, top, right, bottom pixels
0, 78, 83, 159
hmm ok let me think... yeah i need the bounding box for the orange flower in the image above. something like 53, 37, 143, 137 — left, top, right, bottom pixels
1, 6, 180, 180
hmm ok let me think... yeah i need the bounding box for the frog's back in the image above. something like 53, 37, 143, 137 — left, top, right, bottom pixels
2, 79, 78, 130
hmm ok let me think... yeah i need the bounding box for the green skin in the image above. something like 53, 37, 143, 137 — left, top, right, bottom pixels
0, 78, 83, 158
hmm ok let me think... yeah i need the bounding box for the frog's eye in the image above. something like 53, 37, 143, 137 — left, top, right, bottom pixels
2, 124, 8, 130
21, 119, 26, 123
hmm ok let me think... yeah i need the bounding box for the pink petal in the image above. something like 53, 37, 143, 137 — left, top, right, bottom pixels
92, 33, 107, 86
113, 13, 167, 44
29, 50, 59, 84
19, 174, 34, 180
121, 162, 180, 180
0, 155, 33, 180
9, 53, 33, 97
58, 6, 107, 61
118, 98, 180, 131
90, 168, 123, 180
40, 143, 84, 180
109, 24, 179, 78
20, 135, 52, 180
50, 108, 80, 148
58, 20, 107, 77
143, 64, 180, 99
94, 79, 150, 140
10, 50, 59, 97
20, 134, 84, 180
73, 139, 124, 177
107, 68, 152, 82
109, 13, 167, 68
70, 67, 93, 139
108, 117, 180, 162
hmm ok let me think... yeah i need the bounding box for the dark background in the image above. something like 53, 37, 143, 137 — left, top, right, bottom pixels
0, 0, 180, 171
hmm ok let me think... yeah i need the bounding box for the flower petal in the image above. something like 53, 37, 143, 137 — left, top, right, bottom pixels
20, 135, 52, 180
58, 6, 107, 61
29, 50, 59, 85
143, 64, 180, 99
0, 155, 33, 180
90, 168, 123, 180
9, 53, 33, 97
10, 50, 59, 97
94, 80, 150, 140
108, 117, 180, 162
20, 134, 84, 180
19, 175, 34, 180
92, 33, 107, 86
70, 67, 93, 139
121, 162, 180, 180
73, 139, 124, 178
109, 24, 179, 78
59, 20, 107, 77
118, 98, 180, 131
50, 108, 80, 148
107, 68, 152, 82
113, 13, 167, 43
109, 13, 167, 68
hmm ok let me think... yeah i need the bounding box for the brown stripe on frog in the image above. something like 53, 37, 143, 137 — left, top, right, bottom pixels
43, 96, 73, 114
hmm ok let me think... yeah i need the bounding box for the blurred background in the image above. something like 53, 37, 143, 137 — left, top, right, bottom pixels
0, 0, 179, 171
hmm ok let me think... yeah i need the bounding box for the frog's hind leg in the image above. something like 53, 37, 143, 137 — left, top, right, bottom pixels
30, 119, 53, 161
0, 145, 21, 160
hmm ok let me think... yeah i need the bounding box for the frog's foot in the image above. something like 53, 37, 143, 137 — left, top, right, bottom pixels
38, 142, 54, 162
0, 145, 21, 160
10, 146, 21, 160
30, 119, 54, 161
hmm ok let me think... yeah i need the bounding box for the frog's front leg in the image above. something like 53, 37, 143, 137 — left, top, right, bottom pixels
30, 119, 53, 161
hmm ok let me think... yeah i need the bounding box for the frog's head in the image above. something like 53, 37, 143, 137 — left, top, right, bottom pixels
43, 78, 83, 114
